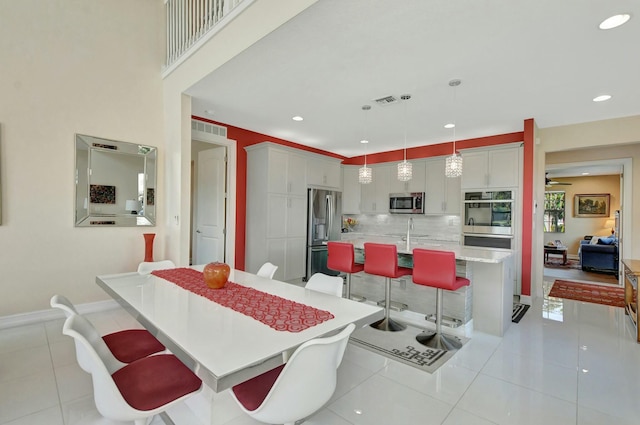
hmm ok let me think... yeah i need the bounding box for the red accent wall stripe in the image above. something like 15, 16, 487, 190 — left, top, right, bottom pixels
342, 131, 524, 165
521, 119, 535, 297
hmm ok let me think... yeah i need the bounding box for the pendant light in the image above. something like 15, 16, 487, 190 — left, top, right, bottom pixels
445, 79, 463, 178
358, 105, 373, 184
397, 94, 412, 181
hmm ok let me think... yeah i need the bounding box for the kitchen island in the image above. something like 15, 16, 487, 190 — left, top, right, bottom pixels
341, 234, 515, 337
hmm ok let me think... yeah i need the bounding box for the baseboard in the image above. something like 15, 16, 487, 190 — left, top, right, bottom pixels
0, 299, 120, 330
519, 295, 532, 305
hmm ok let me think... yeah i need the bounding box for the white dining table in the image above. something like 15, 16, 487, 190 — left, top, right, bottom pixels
96, 266, 384, 392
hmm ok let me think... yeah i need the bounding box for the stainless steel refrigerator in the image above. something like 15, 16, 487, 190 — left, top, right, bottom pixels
305, 188, 342, 281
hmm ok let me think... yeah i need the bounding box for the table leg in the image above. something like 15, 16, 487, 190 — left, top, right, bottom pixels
562, 251, 567, 264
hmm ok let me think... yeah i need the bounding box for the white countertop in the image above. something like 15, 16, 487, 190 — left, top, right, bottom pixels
340, 233, 512, 264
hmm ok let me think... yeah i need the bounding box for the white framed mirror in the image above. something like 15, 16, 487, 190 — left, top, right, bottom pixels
75, 134, 156, 227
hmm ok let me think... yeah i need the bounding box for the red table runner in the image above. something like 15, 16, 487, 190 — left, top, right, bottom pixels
151, 268, 334, 332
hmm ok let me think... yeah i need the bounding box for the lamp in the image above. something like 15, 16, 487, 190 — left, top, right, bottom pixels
445, 79, 463, 178
603, 218, 615, 235
358, 105, 373, 184
397, 94, 412, 181
125, 199, 142, 215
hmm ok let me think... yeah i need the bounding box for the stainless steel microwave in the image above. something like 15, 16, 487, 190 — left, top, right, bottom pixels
389, 192, 425, 214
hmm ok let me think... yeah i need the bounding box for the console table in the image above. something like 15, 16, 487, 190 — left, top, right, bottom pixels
623, 259, 640, 343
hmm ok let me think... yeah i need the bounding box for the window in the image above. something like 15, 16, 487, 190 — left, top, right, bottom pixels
544, 191, 565, 233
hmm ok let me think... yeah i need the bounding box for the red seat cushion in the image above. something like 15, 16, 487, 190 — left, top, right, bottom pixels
103, 329, 165, 363
363, 243, 412, 279
112, 354, 202, 411
327, 242, 365, 274
232, 364, 285, 411
412, 248, 470, 291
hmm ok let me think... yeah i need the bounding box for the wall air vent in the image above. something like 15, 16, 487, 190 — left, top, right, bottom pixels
192, 120, 227, 138
373, 95, 398, 106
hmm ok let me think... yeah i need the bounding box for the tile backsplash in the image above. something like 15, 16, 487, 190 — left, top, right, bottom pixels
342, 213, 461, 242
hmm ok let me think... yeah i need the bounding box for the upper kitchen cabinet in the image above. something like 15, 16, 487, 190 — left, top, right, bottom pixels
360, 164, 390, 213
342, 165, 361, 214
461, 145, 522, 189
389, 160, 426, 194
424, 157, 461, 215
266, 146, 307, 195
307, 155, 341, 189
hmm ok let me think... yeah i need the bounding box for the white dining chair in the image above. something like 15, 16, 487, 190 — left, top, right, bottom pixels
137, 259, 176, 275
305, 273, 344, 297
231, 323, 355, 425
63, 314, 202, 425
50, 295, 165, 370
256, 262, 278, 279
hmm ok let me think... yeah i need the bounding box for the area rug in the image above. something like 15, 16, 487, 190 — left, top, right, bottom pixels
512, 303, 530, 323
548, 279, 625, 308
544, 258, 581, 270
349, 324, 462, 374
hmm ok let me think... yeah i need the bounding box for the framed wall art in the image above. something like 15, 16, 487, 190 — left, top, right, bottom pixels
574, 193, 610, 217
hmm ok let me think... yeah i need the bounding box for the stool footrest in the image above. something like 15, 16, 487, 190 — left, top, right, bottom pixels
425, 314, 463, 328
376, 300, 408, 312
349, 294, 367, 302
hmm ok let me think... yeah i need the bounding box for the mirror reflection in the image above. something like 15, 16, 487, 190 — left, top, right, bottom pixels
75, 134, 156, 227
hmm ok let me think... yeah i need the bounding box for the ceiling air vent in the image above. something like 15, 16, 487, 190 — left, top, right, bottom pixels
373, 95, 398, 106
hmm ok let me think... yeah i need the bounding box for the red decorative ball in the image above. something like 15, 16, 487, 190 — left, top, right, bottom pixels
203, 262, 230, 289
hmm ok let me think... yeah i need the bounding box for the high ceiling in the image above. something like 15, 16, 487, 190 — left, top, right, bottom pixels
188, 0, 639, 159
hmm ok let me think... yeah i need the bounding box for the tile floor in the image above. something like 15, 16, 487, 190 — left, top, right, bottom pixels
2, 279, 640, 425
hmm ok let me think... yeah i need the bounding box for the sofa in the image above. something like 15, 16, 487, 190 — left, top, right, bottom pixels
579, 236, 619, 274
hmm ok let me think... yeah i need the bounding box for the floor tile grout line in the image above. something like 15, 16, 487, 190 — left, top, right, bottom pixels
45, 320, 68, 424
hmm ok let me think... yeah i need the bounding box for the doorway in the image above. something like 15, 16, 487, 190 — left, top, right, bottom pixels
544, 158, 629, 286
191, 144, 227, 265
190, 121, 237, 268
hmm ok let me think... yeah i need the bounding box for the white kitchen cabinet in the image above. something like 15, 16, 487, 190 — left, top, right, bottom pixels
360, 164, 390, 213
267, 148, 307, 195
266, 194, 306, 239
266, 237, 306, 281
307, 156, 341, 189
424, 157, 461, 214
388, 160, 426, 193
342, 165, 361, 214
461, 146, 521, 189
245, 143, 308, 280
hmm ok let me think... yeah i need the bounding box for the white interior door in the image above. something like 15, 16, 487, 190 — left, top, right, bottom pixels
195, 147, 226, 264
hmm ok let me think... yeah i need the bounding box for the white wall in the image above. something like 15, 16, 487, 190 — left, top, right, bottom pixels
0, 0, 164, 316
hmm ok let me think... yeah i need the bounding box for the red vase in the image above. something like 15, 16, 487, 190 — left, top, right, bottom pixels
143, 233, 155, 262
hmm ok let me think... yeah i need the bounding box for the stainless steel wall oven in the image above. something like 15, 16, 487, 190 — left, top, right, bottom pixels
463, 190, 515, 249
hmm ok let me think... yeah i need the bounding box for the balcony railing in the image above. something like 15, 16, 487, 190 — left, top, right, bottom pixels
164, 0, 247, 74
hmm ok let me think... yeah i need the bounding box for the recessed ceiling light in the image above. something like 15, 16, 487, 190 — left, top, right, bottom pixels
360, 139, 369, 144
582, 172, 590, 175
593, 95, 612, 102
292, 116, 304, 121
444, 123, 455, 129
599, 14, 631, 30
204, 109, 215, 115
